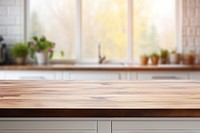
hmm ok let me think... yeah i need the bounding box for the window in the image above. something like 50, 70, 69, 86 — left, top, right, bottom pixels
28, 0, 178, 63
82, 0, 127, 60
133, 0, 176, 61
29, 0, 76, 59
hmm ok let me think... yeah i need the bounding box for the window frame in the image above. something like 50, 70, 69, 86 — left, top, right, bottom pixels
25, 0, 182, 64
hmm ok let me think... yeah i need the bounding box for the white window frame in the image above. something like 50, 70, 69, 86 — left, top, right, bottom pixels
25, 0, 182, 64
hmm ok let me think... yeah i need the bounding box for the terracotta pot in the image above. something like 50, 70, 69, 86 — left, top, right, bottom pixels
140, 56, 149, 66
150, 56, 159, 65
182, 54, 195, 65
16, 57, 26, 65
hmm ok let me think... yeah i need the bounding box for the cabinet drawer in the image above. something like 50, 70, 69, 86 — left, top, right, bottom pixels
112, 120, 200, 131
0, 120, 97, 133
138, 72, 189, 80
5, 71, 55, 80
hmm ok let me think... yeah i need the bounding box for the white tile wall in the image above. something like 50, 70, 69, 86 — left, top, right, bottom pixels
0, 0, 24, 62
183, 0, 200, 63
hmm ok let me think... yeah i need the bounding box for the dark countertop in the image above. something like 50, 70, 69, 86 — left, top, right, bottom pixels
0, 80, 200, 117
0, 64, 200, 71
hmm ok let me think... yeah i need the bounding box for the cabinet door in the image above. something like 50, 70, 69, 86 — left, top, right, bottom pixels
112, 120, 200, 133
0, 120, 97, 133
68, 71, 126, 80
0, 71, 5, 79
5, 71, 55, 80
127, 72, 137, 80
138, 72, 189, 80
189, 72, 200, 80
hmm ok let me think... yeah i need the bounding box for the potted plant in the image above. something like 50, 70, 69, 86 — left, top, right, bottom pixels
140, 54, 149, 66
160, 49, 169, 64
150, 52, 159, 65
12, 43, 28, 65
169, 50, 180, 64
182, 50, 196, 65
28, 36, 55, 65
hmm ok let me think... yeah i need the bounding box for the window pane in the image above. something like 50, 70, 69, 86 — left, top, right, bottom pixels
133, 0, 176, 60
82, 0, 127, 60
29, 0, 76, 59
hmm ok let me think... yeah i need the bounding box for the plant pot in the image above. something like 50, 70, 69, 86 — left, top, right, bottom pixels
140, 56, 149, 66
35, 51, 49, 65
150, 56, 159, 65
160, 56, 168, 64
169, 53, 180, 64
16, 57, 26, 65
182, 54, 195, 65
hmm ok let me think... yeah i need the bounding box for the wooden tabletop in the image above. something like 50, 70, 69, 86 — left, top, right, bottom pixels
0, 80, 200, 117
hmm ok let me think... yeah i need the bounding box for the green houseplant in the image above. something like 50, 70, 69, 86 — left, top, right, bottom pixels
150, 52, 159, 65
160, 49, 169, 64
28, 36, 55, 65
12, 43, 28, 65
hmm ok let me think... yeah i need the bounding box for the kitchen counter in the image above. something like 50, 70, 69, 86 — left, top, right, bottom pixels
0, 80, 200, 117
1, 64, 200, 71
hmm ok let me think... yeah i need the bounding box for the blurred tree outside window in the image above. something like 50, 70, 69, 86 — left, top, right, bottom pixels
29, 0, 76, 60
29, 0, 176, 62
82, 0, 127, 60
133, 0, 176, 61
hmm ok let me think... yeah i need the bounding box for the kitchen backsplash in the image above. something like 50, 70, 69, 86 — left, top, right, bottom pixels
0, 0, 199, 63
0, 0, 23, 62
183, 0, 200, 63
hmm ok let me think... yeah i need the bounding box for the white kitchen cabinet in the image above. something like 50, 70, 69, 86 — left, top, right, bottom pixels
98, 121, 111, 133
189, 72, 200, 80
0, 120, 97, 133
66, 71, 127, 80
137, 72, 189, 80
112, 120, 200, 133
0, 71, 6, 79
127, 72, 137, 80
5, 71, 56, 80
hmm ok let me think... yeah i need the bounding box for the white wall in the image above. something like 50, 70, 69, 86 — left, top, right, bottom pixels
0, 0, 24, 62
182, 0, 200, 63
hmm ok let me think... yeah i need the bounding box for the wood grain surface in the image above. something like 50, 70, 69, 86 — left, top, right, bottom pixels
1, 64, 200, 71
0, 80, 200, 117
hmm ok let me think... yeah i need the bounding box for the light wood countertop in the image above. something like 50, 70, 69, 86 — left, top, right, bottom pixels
0, 80, 200, 117
0, 64, 200, 71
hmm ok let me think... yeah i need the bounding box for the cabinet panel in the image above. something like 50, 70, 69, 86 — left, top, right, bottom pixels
0, 130, 96, 133
68, 71, 125, 80
98, 121, 111, 133
127, 72, 137, 80
112, 120, 200, 132
189, 72, 200, 80
5, 71, 55, 80
137, 72, 189, 80
113, 130, 199, 133
0, 121, 97, 133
